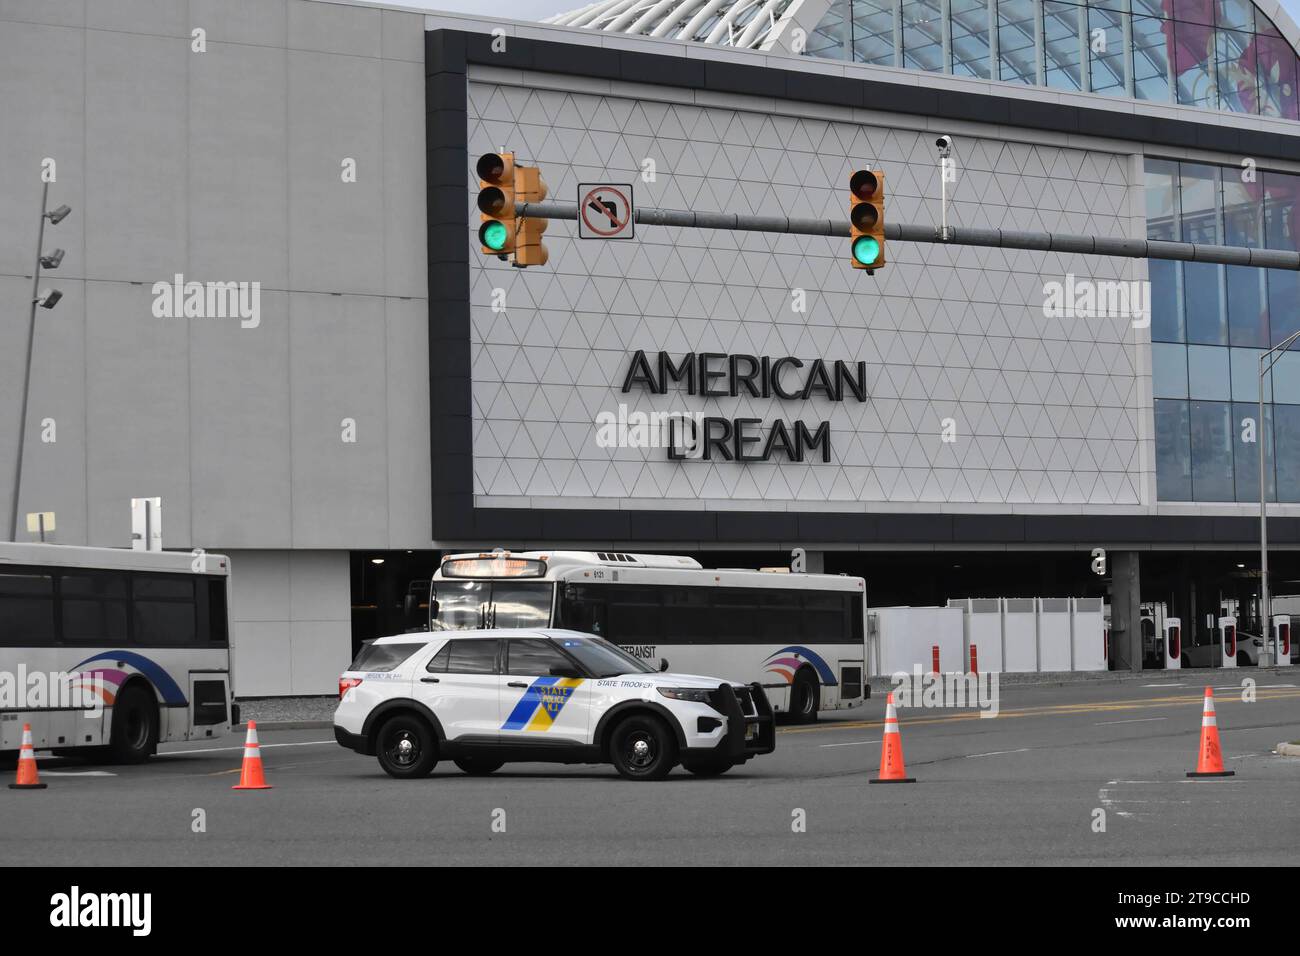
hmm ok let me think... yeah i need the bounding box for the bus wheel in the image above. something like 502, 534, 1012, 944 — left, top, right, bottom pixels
791, 671, 820, 724
108, 685, 159, 764
376, 715, 437, 779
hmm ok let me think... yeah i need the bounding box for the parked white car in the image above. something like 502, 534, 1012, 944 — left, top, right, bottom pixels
333, 629, 775, 780
1182, 630, 1266, 667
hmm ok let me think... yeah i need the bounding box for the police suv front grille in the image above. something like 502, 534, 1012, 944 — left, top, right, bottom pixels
733, 686, 756, 716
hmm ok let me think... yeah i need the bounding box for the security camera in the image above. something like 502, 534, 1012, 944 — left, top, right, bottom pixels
40, 248, 65, 269
45, 204, 72, 225
37, 288, 63, 309
935, 134, 953, 155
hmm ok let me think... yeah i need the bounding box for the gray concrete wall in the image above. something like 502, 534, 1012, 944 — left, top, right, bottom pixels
0, 0, 431, 552
226, 548, 351, 696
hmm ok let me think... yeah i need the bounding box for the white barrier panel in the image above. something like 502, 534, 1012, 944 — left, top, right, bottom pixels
1164, 617, 1182, 669
1071, 597, 1107, 671
871, 606, 965, 677
1038, 598, 1072, 671
963, 598, 1003, 673
1003, 598, 1037, 672
1218, 616, 1238, 668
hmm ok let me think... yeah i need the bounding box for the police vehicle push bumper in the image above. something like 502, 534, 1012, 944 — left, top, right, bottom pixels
686, 682, 775, 763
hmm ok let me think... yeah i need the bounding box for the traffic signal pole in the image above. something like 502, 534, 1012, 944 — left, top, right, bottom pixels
514, 200, 1300, 271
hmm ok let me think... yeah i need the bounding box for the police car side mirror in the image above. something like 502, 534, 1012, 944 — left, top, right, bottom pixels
549, 664, 581, 679
659, 658, 669, 672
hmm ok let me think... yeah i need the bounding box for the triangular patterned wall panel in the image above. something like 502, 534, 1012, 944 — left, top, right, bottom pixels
466, 81, 1146, 508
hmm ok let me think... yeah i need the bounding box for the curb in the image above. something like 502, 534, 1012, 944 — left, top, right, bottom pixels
867, 664, 1298, 692
235, 720, 332, 732
1277, 742, 1300, 757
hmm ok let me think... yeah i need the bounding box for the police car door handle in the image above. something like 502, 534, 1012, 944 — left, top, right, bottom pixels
420, 677, 440, 684
507, 681, 528, 688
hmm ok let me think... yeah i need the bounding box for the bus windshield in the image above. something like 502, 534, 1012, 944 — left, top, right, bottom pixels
432, 580, 553, 630
555, 635, 657, 677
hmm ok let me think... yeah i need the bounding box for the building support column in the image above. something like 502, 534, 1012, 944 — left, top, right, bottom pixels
1110, 550, 1142, 672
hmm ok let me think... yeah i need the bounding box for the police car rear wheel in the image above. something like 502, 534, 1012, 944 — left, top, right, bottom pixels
376, 715, 437, 779
454, 756, 504, 775
610, 714, 676, 781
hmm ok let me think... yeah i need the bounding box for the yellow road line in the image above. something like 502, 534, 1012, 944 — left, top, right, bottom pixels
779, 688, 1300, 735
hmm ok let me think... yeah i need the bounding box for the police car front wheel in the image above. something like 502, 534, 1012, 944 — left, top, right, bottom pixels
375, 715, 437, 779
454, 756, 504, 775
609, 714, 677, 781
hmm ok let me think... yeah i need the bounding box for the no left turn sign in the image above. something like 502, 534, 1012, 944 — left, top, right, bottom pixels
578, 184, 634, 239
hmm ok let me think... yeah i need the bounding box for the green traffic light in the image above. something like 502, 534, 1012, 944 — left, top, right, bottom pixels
852, 235, 880, 265
481, 220, 509, 251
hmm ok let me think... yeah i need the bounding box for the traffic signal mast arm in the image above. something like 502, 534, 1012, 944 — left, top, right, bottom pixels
513, 199, 1300, 271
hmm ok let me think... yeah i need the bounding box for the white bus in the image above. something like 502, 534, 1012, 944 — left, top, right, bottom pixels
429, 550, 868, 721
0, 543, 236, 764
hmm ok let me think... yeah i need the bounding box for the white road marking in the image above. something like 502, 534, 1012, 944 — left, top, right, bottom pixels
1141, 683, 1184, 688
819, 739, 880, 748
38, 770, 116, 777
965, 748, 1030, 758
1094, 717, 1168, 726
154, 740, 334, 758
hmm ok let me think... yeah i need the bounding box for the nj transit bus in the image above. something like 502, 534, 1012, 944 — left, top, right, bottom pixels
0, 543, 236, 763
429, 551, 867, 721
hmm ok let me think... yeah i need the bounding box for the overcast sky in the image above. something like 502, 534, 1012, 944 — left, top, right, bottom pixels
402, 0, 1300, 27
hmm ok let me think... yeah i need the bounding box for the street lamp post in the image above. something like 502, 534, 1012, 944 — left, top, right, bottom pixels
9, 180, 69, 542
1258, 330, 1300, 667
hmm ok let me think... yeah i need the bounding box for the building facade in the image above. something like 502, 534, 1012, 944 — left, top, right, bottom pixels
2, 0, 1299, 694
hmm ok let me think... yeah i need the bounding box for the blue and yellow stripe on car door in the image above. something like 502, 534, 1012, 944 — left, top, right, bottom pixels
501, 676, 585, 731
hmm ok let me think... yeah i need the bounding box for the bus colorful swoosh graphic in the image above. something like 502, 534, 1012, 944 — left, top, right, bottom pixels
762, 646, 838, 686
68, 650, 188, 707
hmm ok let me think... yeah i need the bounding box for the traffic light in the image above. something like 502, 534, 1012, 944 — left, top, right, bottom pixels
476, 151, 516, 258
514, 163, 549, 268
849, 169, 885, 272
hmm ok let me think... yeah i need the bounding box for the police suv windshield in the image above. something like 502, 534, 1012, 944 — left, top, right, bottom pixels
556, 636, 656, 678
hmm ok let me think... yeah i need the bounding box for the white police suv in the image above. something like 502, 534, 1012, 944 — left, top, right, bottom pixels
334, 629, 775, 780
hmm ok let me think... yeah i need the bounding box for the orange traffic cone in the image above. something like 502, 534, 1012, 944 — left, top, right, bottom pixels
869, 692, 916, 784
231, 721, 272, 790
1187, 687, 1235, 778
9, 724, 47, 790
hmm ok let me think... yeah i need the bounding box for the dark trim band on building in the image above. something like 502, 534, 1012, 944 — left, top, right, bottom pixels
425, 27, 1300, 548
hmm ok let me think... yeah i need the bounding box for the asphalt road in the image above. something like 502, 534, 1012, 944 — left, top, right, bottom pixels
3, 677, 1298, 865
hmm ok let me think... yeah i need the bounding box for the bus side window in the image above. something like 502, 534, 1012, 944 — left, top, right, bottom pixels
803, 591, 846, 642
0, 569, 56, 645
711, 589, 757, 641
605, 585, 662, 643
207, 578, 229, 644
59, 571, 129, 645
663, 586, 710, 641
133, 574, 198, 646
558, 585, 605, 637
758, 590, 800, 641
